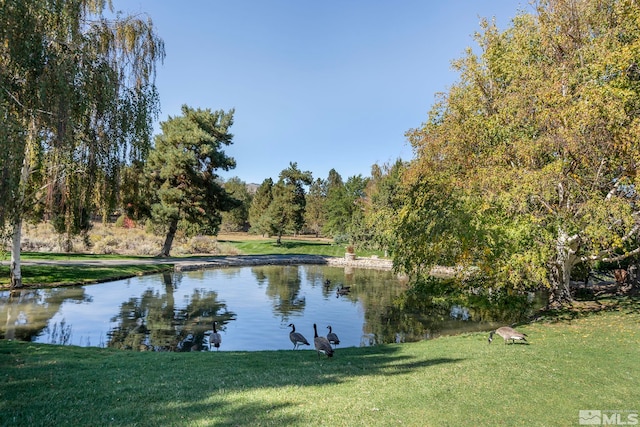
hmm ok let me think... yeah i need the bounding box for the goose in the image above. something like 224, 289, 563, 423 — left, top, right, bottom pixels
326, 325, 340, 347
210, 321, 222, 350
313, 323, 334, 358
336, 285, 351, 297
488, 326, 527, 344
288, 323, 310, 350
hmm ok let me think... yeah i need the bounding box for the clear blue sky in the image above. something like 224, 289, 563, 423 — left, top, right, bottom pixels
113, 1, 531, 184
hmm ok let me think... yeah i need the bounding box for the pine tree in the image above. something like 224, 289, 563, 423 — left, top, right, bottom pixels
145, 105, 238, 256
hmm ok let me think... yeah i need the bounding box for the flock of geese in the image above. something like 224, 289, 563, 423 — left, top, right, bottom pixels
288, 323, 340, 358
205, 322, 527, 355
203, 321, 341, 356
201, 277, 528, 354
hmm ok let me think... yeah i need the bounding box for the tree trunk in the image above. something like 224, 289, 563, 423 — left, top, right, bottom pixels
10, 218, 23, 289
548, 230, 578, 307
160, 218, 178, 257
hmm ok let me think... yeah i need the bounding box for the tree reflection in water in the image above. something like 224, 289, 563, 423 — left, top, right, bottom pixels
253, 265, 306, 316
0, 287, 89, 343
107, 272, 236, 351
1, 266, 545, 351
371, 277, 545, 344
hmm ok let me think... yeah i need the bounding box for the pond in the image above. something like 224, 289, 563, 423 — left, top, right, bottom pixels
0, 264, 545, 351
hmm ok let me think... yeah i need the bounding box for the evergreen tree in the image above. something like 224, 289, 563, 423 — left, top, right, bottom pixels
145, 105, 238, 256
249, 178, 274, 236
220, 177, 252, 232
323, 169, 350, 238
267, 163, 313, 245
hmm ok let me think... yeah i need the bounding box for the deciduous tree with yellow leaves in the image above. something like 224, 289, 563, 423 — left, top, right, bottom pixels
396, 0, 640, 306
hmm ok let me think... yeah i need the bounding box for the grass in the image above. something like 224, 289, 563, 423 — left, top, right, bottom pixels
1, 305, 638, 426
0, 263, 173, 287
2, 226, 639, 425
222, 237, 382, 257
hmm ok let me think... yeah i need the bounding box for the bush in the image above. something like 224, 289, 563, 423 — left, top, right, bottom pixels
184, 235, 219, 254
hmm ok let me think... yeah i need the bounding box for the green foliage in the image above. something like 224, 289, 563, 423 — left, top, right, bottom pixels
0, 0, 164, 284
356, 160, 406, 252
220, 177, 252, 232
249, 178, 274, 236
145, 105, 239, 255
322, 169, 349, 236
398, 0, 640, 303
304, 177, 327, 236
264, 163, 313, 243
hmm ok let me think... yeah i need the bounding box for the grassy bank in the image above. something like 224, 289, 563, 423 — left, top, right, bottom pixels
1, 306, 638, 426
220, 237, 381, 258
0, 263, 173, 288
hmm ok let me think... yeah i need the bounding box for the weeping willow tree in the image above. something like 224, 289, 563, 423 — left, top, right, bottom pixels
0, 0, 164, 288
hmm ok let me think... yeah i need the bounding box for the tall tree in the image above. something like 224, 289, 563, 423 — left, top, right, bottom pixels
267, 162, 313, 245
358, 160, 406, 254
304, 178, 327, 237
220, 177, 252, 232
0, 0, 164, 287
344, 174, 369, 243
145, 105, 238, 257
323, 169, 349, 238
248, 178, 274, 236
397, 0, 640, 306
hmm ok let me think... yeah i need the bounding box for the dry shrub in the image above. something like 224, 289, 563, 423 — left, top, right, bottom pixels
184, 235, 219, 254
12, 221, 243, 257
216, 242, 241, 256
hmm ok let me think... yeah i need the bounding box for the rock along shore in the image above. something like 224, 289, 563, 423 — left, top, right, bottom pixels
174, 254, 394, 272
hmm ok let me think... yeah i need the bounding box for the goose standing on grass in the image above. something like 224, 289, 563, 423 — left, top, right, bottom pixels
313, 323, 334, 358
211, 321, 222, 350
488, 326, 528, 344
326, 325, 340, 347
288, 323, 310, 350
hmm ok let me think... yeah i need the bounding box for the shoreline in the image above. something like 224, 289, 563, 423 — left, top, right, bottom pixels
0, 254, 395, 290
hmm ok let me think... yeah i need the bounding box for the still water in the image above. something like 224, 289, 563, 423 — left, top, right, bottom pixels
0, 264, 543, 351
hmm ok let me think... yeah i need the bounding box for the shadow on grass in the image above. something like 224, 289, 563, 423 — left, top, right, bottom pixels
534, 294, 640, 322
0, 341, 463, 426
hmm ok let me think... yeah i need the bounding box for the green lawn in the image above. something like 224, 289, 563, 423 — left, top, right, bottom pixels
221, 237, 383, 258
0, 263, 173, 288
1, 305, 638, 426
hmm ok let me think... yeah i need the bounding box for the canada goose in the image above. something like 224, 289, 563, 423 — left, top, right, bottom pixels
313, 323, 334, 357
288, 323, 310, 349
488, 326, 528, 344
211, 321, 222, 350
336, 285, 351, 296
326, 325, 340, 347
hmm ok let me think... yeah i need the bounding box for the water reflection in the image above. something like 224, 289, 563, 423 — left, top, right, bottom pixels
1, 287, 90, 344
107, 272, 236, 351
0, 265, 545, 351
